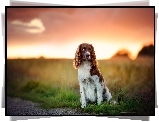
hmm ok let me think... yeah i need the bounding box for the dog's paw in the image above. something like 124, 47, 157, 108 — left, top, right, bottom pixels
81, 103, 86, 108
97, 100, 102, 105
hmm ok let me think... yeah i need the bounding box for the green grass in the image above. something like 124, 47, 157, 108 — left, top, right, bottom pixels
7, 80, 81, 109
7, 57, 155, 115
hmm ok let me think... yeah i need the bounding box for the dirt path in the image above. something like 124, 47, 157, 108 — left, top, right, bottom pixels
7, 97, 92, 115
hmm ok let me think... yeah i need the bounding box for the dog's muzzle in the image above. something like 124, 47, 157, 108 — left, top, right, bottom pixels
83, 52, 91, 61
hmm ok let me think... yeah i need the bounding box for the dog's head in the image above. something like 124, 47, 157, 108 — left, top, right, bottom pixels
73, 43, 97, 69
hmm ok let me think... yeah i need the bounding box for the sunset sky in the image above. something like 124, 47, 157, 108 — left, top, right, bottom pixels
7, 7, 154, 60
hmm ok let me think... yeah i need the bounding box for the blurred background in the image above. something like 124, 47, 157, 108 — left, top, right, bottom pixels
6, 7, 155, 115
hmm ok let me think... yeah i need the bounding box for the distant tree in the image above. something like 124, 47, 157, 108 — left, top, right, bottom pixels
111, 49, 131, 59
39, 56, 45, 59
137, 44, 154, 57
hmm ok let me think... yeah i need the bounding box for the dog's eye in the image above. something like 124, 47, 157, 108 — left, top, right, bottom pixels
82, 48, 85, 51
88, 47, 92, 51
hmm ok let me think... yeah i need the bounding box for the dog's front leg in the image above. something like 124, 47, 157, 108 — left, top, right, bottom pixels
96, 82, 103, 105
80, 85, 86, 108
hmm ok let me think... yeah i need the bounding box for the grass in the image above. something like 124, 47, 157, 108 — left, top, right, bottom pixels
6, 57, 155, 115
7, 80, 80, 109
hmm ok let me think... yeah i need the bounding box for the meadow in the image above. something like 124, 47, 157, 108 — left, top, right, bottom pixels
6, 57, 155, 115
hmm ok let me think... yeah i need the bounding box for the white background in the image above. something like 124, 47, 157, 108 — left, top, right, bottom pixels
0, 0, 158, 121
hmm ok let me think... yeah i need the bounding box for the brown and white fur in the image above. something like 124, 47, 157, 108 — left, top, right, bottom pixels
73, 43, 112, 108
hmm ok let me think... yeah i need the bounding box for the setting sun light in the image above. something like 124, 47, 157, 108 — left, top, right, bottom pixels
7, 40, 144, 60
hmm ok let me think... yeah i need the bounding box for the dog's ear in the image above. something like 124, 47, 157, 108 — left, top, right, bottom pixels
73, 44, 82, 69
90, 44, 98, 67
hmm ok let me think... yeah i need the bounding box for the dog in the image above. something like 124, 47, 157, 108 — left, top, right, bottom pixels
73, 43, 112, 108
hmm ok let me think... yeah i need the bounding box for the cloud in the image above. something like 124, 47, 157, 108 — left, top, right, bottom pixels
11, 18, 45, 33
7, 8, 153, 35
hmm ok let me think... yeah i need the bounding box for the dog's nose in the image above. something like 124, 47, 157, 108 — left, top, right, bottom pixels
86, 54, 90, 58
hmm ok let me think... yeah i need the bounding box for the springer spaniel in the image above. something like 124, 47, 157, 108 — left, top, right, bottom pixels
73, 43, 112, 108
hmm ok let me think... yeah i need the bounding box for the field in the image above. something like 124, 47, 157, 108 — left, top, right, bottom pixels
6, 57, 155, 115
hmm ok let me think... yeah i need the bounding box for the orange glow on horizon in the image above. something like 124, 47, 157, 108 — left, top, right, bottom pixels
7, 40, 147, 60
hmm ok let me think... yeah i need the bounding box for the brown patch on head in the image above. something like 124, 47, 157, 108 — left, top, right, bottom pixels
79, 43, 92, 52
73, 43, 98, 69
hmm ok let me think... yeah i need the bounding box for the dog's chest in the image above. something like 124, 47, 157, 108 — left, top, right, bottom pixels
78, 62, 97, 102
78, 61, 92, 81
